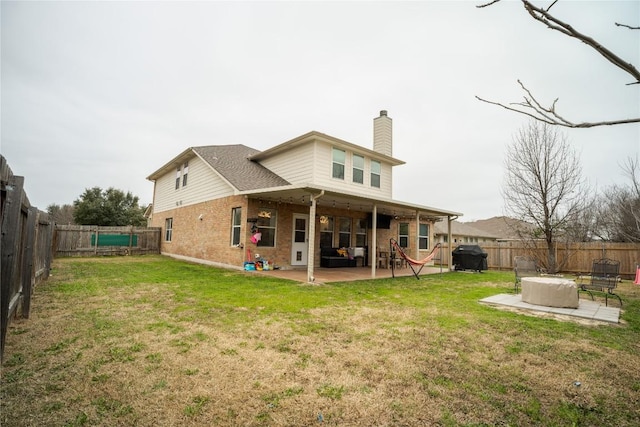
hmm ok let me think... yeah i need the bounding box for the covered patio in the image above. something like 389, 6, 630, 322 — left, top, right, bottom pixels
245, 185, 462, 283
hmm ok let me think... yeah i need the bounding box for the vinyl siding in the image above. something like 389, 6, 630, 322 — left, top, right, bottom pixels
258, 142, 316, 184
313, 142, 393, 198
260, 139, 394, 198
152, 155, 234, 213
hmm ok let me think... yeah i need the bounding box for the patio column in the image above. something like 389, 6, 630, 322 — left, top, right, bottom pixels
307, 191, 324, 283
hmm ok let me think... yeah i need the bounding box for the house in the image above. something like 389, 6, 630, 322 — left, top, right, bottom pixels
463, 216, 535, 241
147, 111, 462, 282
433, 220, 501, 244
434, 216, 536, 244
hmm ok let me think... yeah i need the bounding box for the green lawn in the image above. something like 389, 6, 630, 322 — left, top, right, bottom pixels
2, 255, 639, 426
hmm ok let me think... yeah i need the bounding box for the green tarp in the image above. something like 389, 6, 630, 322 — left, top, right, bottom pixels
91, 234, 138, 247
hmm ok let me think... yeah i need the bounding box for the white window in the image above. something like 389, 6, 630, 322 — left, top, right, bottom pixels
352, 154, 364, 184
371, 160, 381, 188
175, 168, 181, 190
182, 162, 189, 187
419, 223, 429, 250
319, 216, 334, 248
256, 209, 277, 247
165, 218, 173, 242
354, 218, 367, 247
338, 217, 351, 248
332, 148, 345, 180
231, 207, 242, 246
399, 222, 409, 248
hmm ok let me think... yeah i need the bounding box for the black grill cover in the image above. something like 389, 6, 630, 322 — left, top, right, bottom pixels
452, 245, 488, 272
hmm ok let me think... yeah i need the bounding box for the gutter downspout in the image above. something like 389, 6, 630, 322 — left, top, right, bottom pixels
307, 190, 324, 283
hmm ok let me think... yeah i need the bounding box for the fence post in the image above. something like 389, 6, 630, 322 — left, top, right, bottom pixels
43, 215, 54, 278
1, 175, 25, 361
21, 207, 37, 318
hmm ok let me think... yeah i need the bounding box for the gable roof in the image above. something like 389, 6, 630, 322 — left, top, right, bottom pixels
249, 131, 405, 166
192, 145, 290, 191
146, 144, 290, 191
147, 139, 463, 219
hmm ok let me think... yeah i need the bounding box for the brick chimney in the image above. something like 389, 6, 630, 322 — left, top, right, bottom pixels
373, 110, 392, 157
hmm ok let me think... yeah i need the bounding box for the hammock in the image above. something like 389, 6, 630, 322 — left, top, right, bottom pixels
389, 238, 442, 279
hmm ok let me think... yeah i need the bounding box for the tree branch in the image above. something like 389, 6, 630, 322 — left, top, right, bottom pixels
476, 80, 640, 128
476, 0, 640, 128
476, 0, 501, 8
615, 22, 640, 30
521, 1, 640, 83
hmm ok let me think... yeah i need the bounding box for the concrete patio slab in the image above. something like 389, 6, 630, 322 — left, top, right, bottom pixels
253, 265, 447, 284
480, 293, 621, 324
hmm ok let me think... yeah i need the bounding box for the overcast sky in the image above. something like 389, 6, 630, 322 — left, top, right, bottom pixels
2, 1, 639, 221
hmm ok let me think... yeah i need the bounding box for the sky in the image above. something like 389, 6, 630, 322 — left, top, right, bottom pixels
2, 0, 639, 222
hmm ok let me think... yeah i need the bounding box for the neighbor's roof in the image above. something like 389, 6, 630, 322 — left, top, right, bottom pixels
463, 216, 534, 240
433, 220, 500, 239
434, 216, 536, 240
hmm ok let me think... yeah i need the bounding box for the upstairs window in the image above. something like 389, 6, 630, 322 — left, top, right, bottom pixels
419, 223, 430, 249
182, 162, 189, 187
371, 160, 381, 188
165, 218, 173, 242
231, 207, 242, 246
399, 222, 409, 248
352, 154, 364, 184
332, 148, 345, 180
175, 168, 181, 190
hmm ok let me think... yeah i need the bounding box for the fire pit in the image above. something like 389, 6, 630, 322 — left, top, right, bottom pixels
521, 277, 578, 308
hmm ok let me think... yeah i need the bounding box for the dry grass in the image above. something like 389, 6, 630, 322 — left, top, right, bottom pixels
2, 256, 639, 426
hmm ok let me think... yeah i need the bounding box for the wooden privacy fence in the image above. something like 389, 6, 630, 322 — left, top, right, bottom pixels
1, 156, 54, 361
437, 241, 640, 279
53, 225, 161, 257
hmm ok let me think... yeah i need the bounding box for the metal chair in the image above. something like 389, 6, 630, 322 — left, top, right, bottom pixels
514, 256, 541, 293
578, 258, 621, 306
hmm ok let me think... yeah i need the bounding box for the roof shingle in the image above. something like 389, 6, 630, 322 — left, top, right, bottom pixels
193, 145, 290, 191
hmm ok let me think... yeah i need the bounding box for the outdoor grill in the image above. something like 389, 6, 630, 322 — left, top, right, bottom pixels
452, 244, 488, 272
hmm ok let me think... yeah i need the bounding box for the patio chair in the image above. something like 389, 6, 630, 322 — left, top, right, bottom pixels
377, 247, 389, 269
514, 256, 542, 293
578, 258, 622, 307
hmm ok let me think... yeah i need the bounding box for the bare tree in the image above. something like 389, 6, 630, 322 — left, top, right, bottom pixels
477, 0, 640, 128
593, 157, 640, 242
503, 120, 587, 272
47, 203, 75, 225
